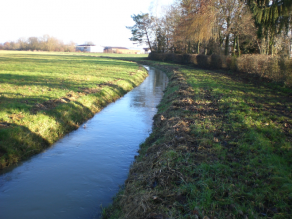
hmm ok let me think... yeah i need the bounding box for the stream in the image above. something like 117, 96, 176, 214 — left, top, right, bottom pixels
0, 66, 168, 219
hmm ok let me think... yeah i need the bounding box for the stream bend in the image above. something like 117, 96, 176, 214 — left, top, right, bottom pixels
0, 66, 168, 219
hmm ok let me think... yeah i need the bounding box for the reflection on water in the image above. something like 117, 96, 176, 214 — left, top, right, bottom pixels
0, 66, 168, 219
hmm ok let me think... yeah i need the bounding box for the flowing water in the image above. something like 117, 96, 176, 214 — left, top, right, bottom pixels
0, 66, 168, 219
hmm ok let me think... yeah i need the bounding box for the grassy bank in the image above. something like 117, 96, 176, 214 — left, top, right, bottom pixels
103, 60, 292, 218
0, 51, 148, 168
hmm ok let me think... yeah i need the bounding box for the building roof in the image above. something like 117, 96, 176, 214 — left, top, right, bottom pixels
127, 47, 144, 50
104, 46, 128, 50
76, 44, 96, 47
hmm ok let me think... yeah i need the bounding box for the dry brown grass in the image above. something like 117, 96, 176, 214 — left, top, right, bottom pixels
236, 55, 292, 85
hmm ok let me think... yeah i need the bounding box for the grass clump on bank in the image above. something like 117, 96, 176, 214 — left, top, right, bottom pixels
103, 60, 292, 219
0, 51, 148, 168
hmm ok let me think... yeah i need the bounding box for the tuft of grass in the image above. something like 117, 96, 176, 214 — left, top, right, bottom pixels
0, 51, 148, 168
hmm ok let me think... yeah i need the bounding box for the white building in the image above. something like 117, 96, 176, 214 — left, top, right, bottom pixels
126, 47, 145, 54
76, 45, 104, 53
143, 48, 151, 54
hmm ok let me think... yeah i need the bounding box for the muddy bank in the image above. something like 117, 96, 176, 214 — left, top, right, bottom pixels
103, 61, 292, 219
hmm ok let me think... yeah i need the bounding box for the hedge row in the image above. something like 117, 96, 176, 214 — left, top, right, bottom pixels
148, 53, 292, 86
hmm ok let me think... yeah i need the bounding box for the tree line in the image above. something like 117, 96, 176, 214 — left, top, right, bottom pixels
127, 0, 292, 56
0, 35, 76, 52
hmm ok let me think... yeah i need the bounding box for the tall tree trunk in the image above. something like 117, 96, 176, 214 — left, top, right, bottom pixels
289, 32, 292, 58
233, 35, 236, 56
225, 16, 231, 56
197, 41, 200, 54
270, 33, 274, 56
266, 31, 270, 55
225, 34, 230, 56
145, 28, 152, 51
288, 29, 292, 59
188, 41, 191, 53
237, 36, 241, 57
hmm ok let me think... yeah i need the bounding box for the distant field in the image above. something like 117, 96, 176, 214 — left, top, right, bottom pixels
72, 51, 148, 62
0, 51, 148, 168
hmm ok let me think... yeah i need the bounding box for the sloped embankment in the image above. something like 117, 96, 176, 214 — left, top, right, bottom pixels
103, 62, 292, 219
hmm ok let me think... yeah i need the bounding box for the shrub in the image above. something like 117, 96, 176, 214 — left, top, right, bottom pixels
210, 54, 222, 69
267, 57, 281, 81
237, 55, 257, 73
226, 56, 237, 70
220, 55, 228, 69
176, 54, 184, 64
286, 59, 292, 86
165, 53, 175, 62
182, 54, 197, 64
196, 54, 210, 68
148, 53, 292, 86
149, 53, 164, 61
279, 58, 292, 86
236, 55, 287, 82
189, 54, 198, 65
237, 55, 270, 76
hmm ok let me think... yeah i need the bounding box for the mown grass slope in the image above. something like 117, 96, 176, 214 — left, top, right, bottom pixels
103, 60, 292, 219
0, 51, 148, 168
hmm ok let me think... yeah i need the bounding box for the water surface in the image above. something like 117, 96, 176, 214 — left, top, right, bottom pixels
0, 66, 168, 219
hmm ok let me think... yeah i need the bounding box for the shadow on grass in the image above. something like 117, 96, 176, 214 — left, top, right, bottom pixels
0, 98, 101, 169
0, 123, 50, 168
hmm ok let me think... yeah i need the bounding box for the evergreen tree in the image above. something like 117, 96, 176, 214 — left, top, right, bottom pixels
127, 13, 153, 51
246, 0, 292, 54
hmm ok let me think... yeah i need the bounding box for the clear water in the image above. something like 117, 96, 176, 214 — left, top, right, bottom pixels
0, 66, 168, 219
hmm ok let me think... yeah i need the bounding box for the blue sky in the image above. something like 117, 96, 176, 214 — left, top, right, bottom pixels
1, 0, 174, 47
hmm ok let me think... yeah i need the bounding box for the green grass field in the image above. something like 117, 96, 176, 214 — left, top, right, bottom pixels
2, 51, 291, 217
103, 60, 292, 219
0, 51, 148, 168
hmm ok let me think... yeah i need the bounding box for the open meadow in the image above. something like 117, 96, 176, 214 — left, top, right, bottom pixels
0, 51, 148, 168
